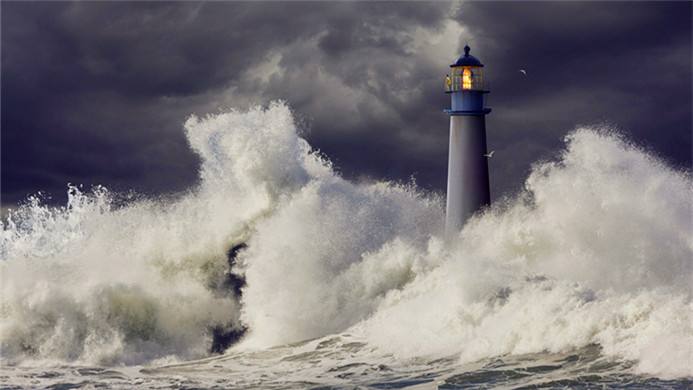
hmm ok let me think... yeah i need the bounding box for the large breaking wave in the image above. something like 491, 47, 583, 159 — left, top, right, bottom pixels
1, 102, 691, 378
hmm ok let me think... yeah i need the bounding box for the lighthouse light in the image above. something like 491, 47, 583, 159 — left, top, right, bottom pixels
448, 66, 483, 92
462, 67, 473, 90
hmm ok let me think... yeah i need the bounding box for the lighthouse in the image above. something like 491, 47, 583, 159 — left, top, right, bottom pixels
444, 45, 491, 236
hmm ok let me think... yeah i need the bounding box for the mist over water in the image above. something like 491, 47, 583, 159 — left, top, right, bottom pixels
1, 102, 691, 383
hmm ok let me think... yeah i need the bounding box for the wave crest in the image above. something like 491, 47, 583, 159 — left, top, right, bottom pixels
1, 102, 690, 378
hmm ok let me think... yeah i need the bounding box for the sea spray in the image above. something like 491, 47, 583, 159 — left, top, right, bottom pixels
356, 128, 693, 378
0, 102, 350, 365
1, 102, 691, 380
0, 185, 242, 365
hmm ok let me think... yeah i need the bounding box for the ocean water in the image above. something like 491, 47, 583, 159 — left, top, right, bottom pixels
1, 102, 691, 389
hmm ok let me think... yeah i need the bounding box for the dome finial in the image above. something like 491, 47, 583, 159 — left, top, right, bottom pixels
451, 45, 483, 67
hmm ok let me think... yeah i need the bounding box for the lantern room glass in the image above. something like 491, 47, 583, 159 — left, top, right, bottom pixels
447, 66, 484, 92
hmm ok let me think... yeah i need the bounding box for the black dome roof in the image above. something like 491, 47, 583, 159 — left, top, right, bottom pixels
451, 45, 484, 67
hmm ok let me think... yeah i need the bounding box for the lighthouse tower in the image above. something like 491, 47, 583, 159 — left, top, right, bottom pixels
444, 45, 491, 236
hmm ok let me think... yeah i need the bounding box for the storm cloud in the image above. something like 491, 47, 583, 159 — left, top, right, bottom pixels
2, 1, 691, 206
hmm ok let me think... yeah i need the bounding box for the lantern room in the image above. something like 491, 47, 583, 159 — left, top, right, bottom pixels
444, 45, 490, 115
445, 45, 486, 92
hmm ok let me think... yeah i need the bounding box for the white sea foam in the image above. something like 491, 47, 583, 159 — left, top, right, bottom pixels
1, 102, 690, 379
356, 129, 693, 379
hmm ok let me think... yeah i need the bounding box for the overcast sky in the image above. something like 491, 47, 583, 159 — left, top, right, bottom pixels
2, 1, 691, 207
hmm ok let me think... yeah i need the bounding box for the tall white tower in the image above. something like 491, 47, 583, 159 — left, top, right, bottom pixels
444, 45, 491, 236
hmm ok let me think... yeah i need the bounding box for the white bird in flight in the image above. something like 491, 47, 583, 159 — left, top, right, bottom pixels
484, 151, 495, 158
519, 69, 527, 76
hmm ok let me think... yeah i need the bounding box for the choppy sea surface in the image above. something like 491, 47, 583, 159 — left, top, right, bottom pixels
1, 103, 691, 388
2, 338, 690, 389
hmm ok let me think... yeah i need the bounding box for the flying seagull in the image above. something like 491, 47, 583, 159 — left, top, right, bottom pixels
519, 69, 527, 76
484, 151, 495, 158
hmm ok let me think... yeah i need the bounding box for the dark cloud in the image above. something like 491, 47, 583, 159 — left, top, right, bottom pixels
2, 1, 690, 207
457, 2, 692, 195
